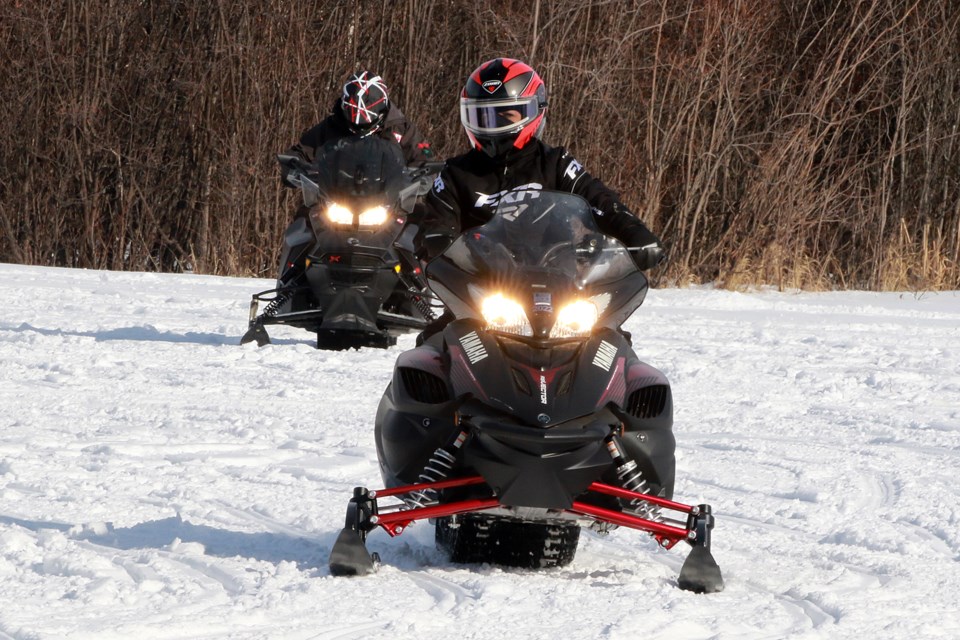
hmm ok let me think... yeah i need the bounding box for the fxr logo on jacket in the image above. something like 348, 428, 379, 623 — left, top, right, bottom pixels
473, 183, 544, 209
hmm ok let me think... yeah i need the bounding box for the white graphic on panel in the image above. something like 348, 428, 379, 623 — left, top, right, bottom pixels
459, 331, 488, 364
592, 340, 617, 371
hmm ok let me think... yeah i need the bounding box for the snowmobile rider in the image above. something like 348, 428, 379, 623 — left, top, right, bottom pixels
280, 70, 434, 189
410, 58, 665, 342
411, 57, 664, 268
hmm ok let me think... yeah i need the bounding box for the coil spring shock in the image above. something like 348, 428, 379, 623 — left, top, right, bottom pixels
404, 430, 468, 509
411, 291, 437, 322
262, 289, 294, 318
605, 436, 662, 522
396, 265, 437, 322
259, 287, 295, 320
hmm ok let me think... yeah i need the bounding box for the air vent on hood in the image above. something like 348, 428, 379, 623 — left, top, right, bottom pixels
626, 385, 669, 419
399, 367, 450, 404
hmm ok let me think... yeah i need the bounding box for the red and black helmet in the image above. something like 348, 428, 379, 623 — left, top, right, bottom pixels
460, 58, 548, 157
341, 72, 390, 135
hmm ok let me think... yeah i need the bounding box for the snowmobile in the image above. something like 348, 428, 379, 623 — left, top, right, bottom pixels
240, 136, 441, 350
328, 189, 724, 593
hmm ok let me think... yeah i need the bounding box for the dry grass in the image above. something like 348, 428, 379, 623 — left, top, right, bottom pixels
1, 0, 958, 290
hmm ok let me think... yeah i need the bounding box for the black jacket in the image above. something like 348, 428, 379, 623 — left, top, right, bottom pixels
413, 140, 661, 259
284, 100, 433, 177
414, 139, 660, 258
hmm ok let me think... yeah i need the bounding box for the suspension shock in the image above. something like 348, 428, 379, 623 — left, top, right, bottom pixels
411, 290, 437, 322
257, 256, 311, 322
404, 430, 469, 509
605, 436, 662, 522
260, 288, 295, 319
395, 265, 437, 322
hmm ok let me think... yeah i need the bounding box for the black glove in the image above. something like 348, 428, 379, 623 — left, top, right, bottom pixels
278, 151, 310, 188
632, 244, 667, 270
613, 213, 666, 270
280, 168, 299, 189
419, 233, 454, 261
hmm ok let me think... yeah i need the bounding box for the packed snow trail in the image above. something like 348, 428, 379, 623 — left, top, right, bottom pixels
1, 264, 958, 639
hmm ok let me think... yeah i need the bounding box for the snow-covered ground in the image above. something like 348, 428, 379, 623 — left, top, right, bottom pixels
1, 262, 958, 639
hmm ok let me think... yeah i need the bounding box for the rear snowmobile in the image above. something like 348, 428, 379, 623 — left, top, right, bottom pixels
328, 190, 724, 592
241, 136, 441, 350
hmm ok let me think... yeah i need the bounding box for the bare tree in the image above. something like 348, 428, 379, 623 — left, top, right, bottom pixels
1, 0, 957, 290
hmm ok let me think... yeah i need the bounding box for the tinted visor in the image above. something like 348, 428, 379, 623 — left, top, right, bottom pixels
460, 97, 541, 138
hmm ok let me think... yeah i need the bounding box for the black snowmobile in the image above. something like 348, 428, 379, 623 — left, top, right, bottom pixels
241, 136, 441, 350
329, 189, 724, 593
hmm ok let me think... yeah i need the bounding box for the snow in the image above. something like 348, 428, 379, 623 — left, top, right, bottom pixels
1, 262, 958, 639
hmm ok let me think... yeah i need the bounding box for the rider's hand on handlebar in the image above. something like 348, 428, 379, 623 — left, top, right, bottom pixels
281, 169, 300, 188
632, 245, 667, 270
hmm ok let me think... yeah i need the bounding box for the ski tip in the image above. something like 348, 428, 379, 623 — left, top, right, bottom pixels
240, 324, 271, 347
677, 545, 725, 594
328, 528, 377, 577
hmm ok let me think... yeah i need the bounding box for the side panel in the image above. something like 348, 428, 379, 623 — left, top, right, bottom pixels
374, 345, 460, 487
618, 359, 676, 498
276, 217, 316, 287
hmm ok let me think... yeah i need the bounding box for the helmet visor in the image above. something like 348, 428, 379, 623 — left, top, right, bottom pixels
460, 97, 541, 138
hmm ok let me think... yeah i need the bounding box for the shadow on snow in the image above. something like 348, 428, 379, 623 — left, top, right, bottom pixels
4, 322, 233, 346
0, 513, 332, 570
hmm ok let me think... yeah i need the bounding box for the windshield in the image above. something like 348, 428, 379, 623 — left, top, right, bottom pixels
428, 190, 648, 338
309, 136, 411, 208
441, 190, 638, 288
289, 136, 420, 214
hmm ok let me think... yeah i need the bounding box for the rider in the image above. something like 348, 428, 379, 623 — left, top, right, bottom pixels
281, 70, 434, 188
276, 71, 436, 317
412, 58, 664, 269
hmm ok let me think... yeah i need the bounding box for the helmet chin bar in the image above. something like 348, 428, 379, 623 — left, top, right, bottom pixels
346, 111, 387, 137
469, 113, 546, 158
351, 123, 383, 138
476, 135, 521, 158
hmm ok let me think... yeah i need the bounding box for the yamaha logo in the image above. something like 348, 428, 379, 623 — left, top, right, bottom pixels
481, 79, 502, 94
592, 340, 618, 371
459, 331, 488, 364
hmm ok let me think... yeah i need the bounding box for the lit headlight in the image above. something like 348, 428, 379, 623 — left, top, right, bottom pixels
481, 294, 531, 336
551, 300, 598, 337
325, 202, 353, 225
358, 206, 389, 226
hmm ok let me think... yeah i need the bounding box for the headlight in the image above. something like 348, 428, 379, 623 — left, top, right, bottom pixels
481, 293, 531, 336
358, 205, 389, 226
551, 299, 598, 337
325, 202, 353, 225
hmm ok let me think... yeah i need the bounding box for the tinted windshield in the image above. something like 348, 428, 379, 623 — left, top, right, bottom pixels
440, 190, 638, 288
313, 136, 408, 201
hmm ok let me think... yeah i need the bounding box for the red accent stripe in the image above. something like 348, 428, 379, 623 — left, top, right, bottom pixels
376, 497, 501, 532
362, 476, 697, 545
586, 482, 695, 513
570, 501, 690, 541
501, 60, 530, 83
373, 475, 487, 498
512, 112, 543, 149
471, 59, 495, 85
